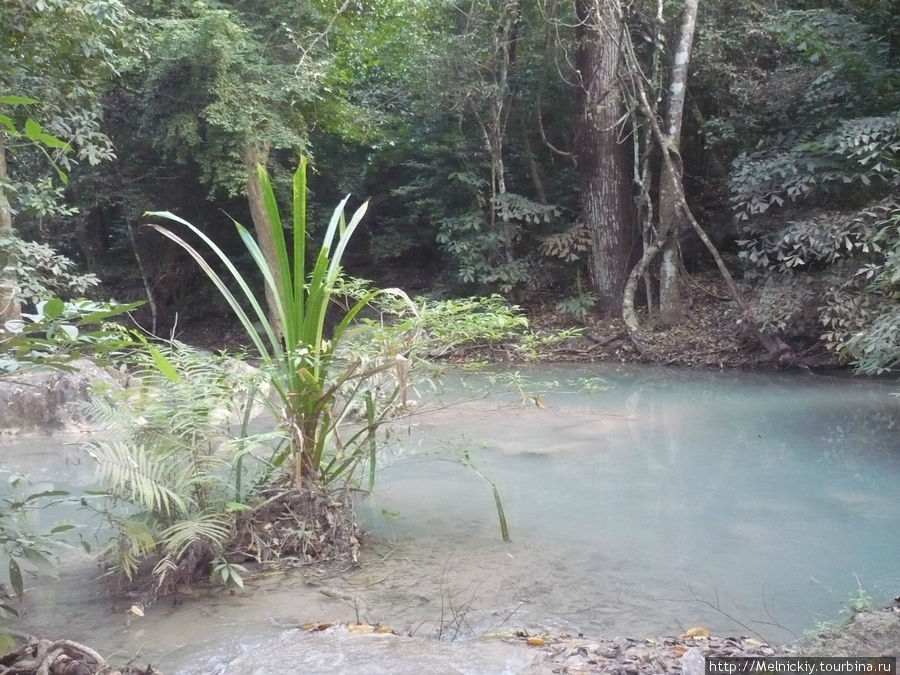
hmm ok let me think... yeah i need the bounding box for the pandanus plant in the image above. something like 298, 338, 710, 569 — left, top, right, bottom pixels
148, 159, 413, 489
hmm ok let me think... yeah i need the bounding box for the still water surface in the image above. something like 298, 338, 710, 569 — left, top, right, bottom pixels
4, 364, 897, 672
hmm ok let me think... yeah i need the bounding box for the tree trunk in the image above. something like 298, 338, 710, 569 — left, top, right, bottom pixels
621, 35, 800, 365
657, 0, 699, 324
243, 143, 283, 339
576, 0, 636, 316
0, 130, 21, 325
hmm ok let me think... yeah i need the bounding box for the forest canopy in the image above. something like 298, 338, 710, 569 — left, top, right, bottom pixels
1, 0, 898, 372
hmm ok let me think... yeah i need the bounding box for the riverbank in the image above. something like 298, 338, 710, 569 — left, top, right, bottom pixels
529, 604, 900, 673
171, 272, 840, 371
15, 604, 897, 674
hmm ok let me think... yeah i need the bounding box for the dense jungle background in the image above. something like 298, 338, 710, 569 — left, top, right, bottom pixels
1, 0, 898, 372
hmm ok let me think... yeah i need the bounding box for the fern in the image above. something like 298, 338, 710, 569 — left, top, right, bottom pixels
158, 513, 232, 560
86, 441, 191, 517
98, 515, 157, 580
81, 341, 272, 591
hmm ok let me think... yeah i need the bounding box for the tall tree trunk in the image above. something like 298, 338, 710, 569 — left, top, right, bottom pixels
620, 30, 800, 366
243, 143, 283, 339
658, 0, 699, 324
0, 130, 21, 325
576, 0, 636, 316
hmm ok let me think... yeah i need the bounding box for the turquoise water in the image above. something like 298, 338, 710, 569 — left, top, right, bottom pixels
5, 365, 898, 672
358, 365, 899, 643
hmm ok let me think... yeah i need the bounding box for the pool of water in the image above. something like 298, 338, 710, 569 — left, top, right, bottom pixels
3, 364, 898, 672
356, 365, 899, 645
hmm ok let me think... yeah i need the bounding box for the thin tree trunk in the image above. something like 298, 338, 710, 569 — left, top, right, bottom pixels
658, 0, 699, 324
523, 133, 549, 206
243, 143, 283, 339
621, 36, 799, 364
576, 0, 636, 316
0, 130, 21, 325
633, 0, 664, 318
127, 221, 158, 336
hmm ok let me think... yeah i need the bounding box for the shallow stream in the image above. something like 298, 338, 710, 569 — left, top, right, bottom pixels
3, 364, 898, 673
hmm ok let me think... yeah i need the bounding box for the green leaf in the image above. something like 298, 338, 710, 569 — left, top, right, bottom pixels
147, 214, 277, 363
148, 344, 181, 383
0, 95, 38, 105
23, 489, 69, 503
38, 132, 71, 151
0, 114, 16, 134
8, 560, 22, 599
77, 300, 144, 325
50, 524, 76, 534
42, 297, 65, 319
0, 632, 17, 656
24, 118, 42, 142
21, 548, 56, 575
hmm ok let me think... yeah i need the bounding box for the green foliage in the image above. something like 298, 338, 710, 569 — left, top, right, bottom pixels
730, 113, 900, 222
842, 577, 875, 615
719, 4, 900, 372
540, 223, 592, 264
346, 293, 529, 360
820, 201, 900, 373
149, 161, 411, 488
341, 287, 577, 363
137, 5, 310, 196
555, 273, 597, 322
0, 298, 140, 374
209, 556, 247, 589
84, 342, 269, 584
769, 10, 896, 117
0, 475, 71, 652
437, 191, 558, 294
0, 236, 99, 303
1, 0, 140, 213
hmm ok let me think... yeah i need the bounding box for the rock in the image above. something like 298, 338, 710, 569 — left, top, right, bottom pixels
681, 647, 705, 675
0, 360, 122, 432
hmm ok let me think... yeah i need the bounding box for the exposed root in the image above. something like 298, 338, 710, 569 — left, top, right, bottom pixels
0, 637, 158, 675
230, 484, 361, 566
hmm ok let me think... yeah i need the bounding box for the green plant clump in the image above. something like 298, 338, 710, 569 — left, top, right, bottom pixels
149, 159, 414, 490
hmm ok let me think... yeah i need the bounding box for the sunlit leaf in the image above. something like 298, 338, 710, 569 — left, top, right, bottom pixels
24, 118, 42, 141
0, 95, 38, 105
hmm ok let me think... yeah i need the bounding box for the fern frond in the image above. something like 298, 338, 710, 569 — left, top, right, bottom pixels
86, 441, 192, 517
98, 515, 157, 580
152, 554, 177, 589
158, 512, 233, 560
82, 390, 138, 436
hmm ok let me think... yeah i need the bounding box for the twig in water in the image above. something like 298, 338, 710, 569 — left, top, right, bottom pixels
689, 586, 768, 642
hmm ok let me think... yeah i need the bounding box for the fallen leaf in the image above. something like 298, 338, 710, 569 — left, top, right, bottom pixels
377, 626, 392, 633
348, 623, 375, 633
129, 605, 144, 617
672, 646, 687, 655
526, 637, 546, 646
681, 627, 709, 638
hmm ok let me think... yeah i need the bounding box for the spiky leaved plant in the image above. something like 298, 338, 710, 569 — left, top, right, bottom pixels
148, 159, 414, 490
